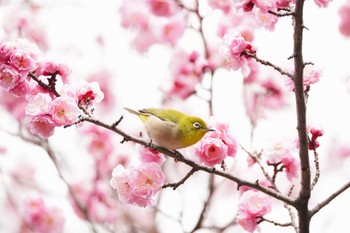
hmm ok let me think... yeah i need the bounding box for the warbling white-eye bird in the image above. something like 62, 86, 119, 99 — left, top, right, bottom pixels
124, 107, 214, 150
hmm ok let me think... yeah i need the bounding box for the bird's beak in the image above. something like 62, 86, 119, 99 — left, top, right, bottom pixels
204, 128, 215, 132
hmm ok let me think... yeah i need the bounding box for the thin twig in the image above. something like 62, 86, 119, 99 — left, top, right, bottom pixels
309, 180, 350, 218
311, 149, 320, 190
257, 216, 293, 227
244, 52, 293, 79
29, 72, 60, 97
163, 167, 198, 190
191, 174, 215, 233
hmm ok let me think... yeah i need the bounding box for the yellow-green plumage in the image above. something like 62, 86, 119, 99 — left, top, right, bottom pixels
124, 107, 213, 150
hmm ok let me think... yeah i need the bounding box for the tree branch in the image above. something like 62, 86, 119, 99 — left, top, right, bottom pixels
163, 167, 198, 190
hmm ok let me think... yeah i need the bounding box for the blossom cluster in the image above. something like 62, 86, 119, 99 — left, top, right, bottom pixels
110, 162, 165, 207
164, 49, 207, 101
119, 0, 185, 53
0, 40, 104, 138
220, 30, 256, 73
20, 196, 65, 233
194, 120, 237, 167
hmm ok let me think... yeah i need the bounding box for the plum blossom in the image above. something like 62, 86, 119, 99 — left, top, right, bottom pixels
110, 163, 165, 207
9, 49, 37, 73
265, 139, 300, 180
75, 80, 104, 111
308, 126, 324, 150
20, 197, 65, 233
153, 14, 186, 46
50, 96, 81, 126
26, 92, 52, 116
138, 145, 165, 165
208, 0, 232, 13
119, 0, 150, 30
285, 65, 322, 91
36, 61, 71, 83
70, 181, 118, 223
339, 2, 350, 37
220, 30, 256, 73
146, 0, 179, 17
237, 190, 272, 232
195, 137, 228, 166
165, 49, 206, 101
0, 64, 24, 92
194, 120, 237, 166
86, 69, 116, 111
28, 114, 55, 138
314, 0, 332, 8
253, 7, 278, 30
0, 90, 27, 120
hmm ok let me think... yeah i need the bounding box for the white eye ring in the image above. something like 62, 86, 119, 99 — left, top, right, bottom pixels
193, 122, 201, 129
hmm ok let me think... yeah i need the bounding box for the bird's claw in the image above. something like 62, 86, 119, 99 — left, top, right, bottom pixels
146, 140, 157, 150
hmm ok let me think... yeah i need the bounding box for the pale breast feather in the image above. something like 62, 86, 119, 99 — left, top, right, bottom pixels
143, 115, 181, 149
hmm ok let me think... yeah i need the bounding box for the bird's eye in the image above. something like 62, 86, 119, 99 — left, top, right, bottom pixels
193, 122, 201, 129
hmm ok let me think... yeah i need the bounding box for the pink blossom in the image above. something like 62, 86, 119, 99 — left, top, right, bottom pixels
28, 114, 55, 138
75, 81, 104, 110
129, 162, 165, 198
9, 80, 32, 97
83, 125, 114, 162
110, 163, 165, 207
9, 49, 37, 73
266, 140, 300, 180
138, 145, 165, 165
146, 0, 179, 17
254, 0, 276, 11
259, 77, 288, 109
208, 120, 238, 157
314, 0, 332, 8
0, 90, 27, 120
276, 0, 292, 8
195, 136, 228, 166
208, 0, 232, 13
20, 197, 65, 233
253, 7, 278, 30
155, 14, 186, 46
26, 92, 52, 116
303, 66, 322, 87
37, 61, 71, 83
50, 96, 80, 126
285, 66, 322, 91
0, 64, 24, 92
220, 30, 256, 71
165, 50, 206, 101
339, 2, 350, 37
0, 41, 16, 62
119, 0, 150, 30
308, 126, 324, 150
86, 70, 116, 111
131, 29, 158, 53
237, 190, 272, 232
70, 181, 118, 223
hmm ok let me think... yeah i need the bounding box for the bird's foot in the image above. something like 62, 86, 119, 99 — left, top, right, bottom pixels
172, 149, 184, 162
146, 140, 157, 150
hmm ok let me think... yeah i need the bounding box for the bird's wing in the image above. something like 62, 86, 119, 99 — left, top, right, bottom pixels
140, 108, 183, 125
